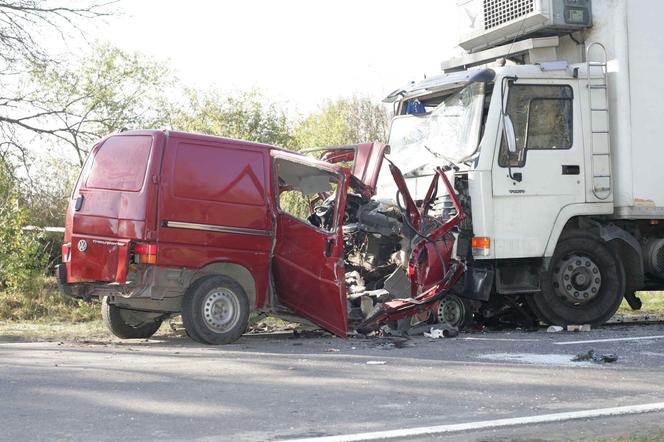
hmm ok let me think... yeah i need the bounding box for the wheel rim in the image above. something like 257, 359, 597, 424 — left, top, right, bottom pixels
437, 296, 464, 326
202, 288, 241, 333
552, 253, 602, 307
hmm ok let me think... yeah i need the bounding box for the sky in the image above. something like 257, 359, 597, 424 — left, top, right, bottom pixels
95, 0, 462, 115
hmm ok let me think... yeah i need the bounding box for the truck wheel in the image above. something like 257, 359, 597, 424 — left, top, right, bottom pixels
101, 296, 163, 339
530, 232, 624, 326
182, 275, 249, 345
435, 295, 473, 329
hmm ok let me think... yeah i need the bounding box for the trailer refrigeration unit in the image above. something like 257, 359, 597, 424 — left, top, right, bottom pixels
381, 0, 664, 325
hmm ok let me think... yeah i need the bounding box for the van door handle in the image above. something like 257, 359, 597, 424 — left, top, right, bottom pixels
325, 238, 334, 257
74, 195, 84, 211
562, 165, 580, 175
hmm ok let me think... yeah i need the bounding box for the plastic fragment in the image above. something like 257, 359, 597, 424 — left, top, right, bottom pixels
547, 326, 564, 333
366, 360, 387, 365
424, 326, 458, 339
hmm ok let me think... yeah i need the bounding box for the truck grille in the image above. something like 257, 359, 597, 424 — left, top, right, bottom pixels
483, 0, 534, 29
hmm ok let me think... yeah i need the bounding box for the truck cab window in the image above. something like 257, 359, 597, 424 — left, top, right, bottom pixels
499, 85, 573, 167
276, 159, 340, 232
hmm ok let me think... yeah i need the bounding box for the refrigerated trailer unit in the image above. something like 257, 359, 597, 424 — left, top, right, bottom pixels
381, 0, 664, 325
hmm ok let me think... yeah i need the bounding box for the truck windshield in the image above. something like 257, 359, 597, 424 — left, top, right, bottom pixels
386, 82, 485, 177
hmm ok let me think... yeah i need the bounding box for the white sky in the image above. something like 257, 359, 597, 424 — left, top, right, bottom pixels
98, 0, 461, 115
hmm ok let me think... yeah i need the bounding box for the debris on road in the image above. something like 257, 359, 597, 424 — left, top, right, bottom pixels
547, 326, 564, 333
567, 324, 592, 332
325, 348, 340, 353
424, 326, 459, 339
572, 350, 618, 363
366, 360, 387, 365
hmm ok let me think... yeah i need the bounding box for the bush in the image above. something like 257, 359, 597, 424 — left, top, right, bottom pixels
0, 196, 48, 294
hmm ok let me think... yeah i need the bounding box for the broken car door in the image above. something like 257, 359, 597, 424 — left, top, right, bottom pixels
271, 152, 350, 337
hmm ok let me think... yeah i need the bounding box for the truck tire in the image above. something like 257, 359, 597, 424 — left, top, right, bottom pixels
182, 275, 249, 345
529, 231, 624, 326
101, 296, 163, 339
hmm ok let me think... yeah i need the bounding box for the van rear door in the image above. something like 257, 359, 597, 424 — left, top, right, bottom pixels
67, 131, 164, 283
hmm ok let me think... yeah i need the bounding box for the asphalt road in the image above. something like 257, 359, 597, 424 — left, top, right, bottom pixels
2, 324, 664, 441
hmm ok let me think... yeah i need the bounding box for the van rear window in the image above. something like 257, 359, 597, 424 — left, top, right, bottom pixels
86, 135, 152, 192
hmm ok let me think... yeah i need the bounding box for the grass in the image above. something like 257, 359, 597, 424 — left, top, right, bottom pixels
0, 276, 100, 322
618, 291, 664, 314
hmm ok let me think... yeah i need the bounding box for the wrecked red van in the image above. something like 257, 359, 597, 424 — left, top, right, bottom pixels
58, 130, 474, 344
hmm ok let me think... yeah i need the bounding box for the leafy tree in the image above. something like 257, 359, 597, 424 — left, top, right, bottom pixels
168, 89, 294, 148
0, 0, 113, 164
294, 96, 389, 149
27, 44, 173, 165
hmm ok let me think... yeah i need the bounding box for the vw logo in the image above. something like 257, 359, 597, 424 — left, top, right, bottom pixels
77, 240, 88, 252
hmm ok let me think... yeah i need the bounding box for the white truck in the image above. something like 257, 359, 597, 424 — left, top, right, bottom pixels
378, 0, 664, 325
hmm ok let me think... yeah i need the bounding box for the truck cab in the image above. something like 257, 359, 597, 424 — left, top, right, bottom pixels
381, 0, 664, 326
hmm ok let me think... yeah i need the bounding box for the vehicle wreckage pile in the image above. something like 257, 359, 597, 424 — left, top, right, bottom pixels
307, 147, 472, 335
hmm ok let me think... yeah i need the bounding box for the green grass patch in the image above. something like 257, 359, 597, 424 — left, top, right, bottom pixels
0, 276, 100, 322
619, 291, 664, 314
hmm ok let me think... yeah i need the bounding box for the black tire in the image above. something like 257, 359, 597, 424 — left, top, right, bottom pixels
529, 231, 625, 326
435, 294, 473, 329
181, 275, 249, 345
101, 296, 163, 339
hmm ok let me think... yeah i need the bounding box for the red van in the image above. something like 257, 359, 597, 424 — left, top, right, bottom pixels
58, 130, 473, 344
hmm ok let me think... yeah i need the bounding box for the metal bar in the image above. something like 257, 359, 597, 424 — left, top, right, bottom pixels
163, 221, 273, 237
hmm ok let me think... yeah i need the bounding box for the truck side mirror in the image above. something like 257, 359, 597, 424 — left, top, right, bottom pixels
503, 115, 517, 154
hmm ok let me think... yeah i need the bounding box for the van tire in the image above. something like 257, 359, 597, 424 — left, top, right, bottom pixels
182, 275, 249, 345
101, 297, 163, 339
529, 231, 624, 326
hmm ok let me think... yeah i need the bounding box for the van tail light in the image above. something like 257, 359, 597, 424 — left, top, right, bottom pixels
134, 242, 158, 265
62, 242, 71, 263
471, 236, 491, 257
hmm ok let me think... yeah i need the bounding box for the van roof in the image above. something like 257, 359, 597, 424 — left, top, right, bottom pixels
119, 129, 280, 152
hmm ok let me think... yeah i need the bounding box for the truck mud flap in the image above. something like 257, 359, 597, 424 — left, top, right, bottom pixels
457, 266, 494, 302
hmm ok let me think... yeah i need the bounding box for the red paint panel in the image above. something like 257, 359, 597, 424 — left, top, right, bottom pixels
272, 216, 347, 337
271, 152, 349, 337
69, 235, 130, 283
173, 143, 266, 206
351, 142, 387, 194
156, 134, 275, 308
159, 137, 272, 230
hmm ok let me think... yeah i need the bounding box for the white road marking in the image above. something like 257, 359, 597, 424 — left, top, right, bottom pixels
461, 337, 542, 342
554, 335, 664, 345
477, 353, 587, 366
286, 402, 664, 442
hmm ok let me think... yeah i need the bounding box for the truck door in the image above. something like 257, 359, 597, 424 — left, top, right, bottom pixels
271, 152, 349, 337
492, 82, 585, 258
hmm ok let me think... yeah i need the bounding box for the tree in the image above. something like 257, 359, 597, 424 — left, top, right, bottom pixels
294, 96, 389, 149
168, 89, 294, 148
28, 44, 173, 165
0, 0, 113, 164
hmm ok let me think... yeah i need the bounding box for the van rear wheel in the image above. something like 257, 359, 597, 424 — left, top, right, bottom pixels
182, 275, 249, 345
101, 297, 163, 339
529, 231, 624, 326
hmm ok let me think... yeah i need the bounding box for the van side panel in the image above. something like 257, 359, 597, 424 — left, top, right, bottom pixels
156, 134, 274, 308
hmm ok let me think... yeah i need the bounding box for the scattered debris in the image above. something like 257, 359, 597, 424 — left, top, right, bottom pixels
366, 360, 387, 365
567, 324, 592, 332
547, 326, 564, 333
424, 326, 459, 339
325, 348, 340, 353
572, 349, 618, 363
